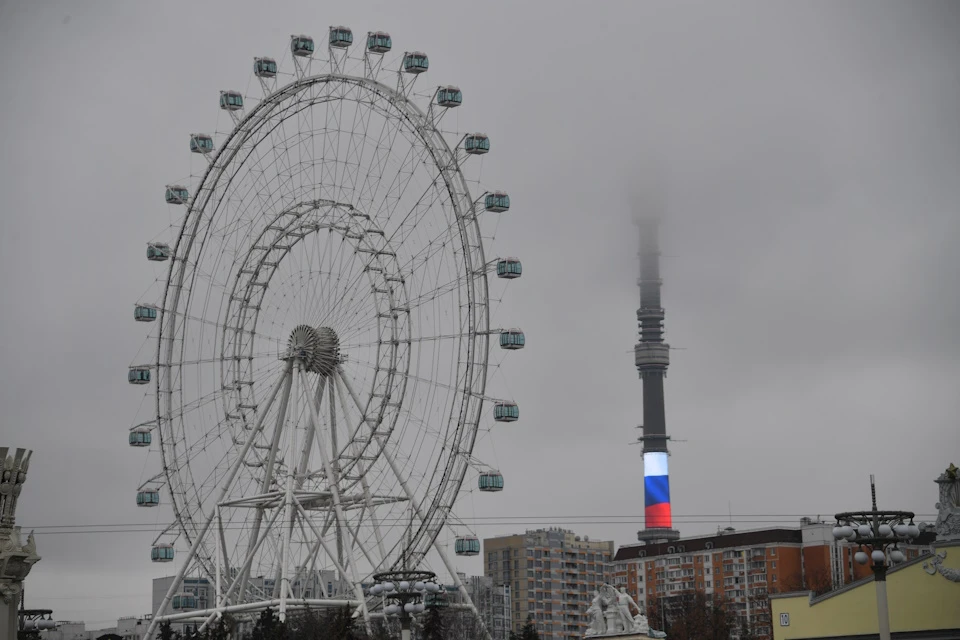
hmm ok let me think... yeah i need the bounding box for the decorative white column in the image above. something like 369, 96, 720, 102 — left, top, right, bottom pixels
0, 447, 40, 639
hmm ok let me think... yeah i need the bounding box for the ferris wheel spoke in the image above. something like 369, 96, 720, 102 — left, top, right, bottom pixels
354, 100, 408, 217
338, 86, 378, 206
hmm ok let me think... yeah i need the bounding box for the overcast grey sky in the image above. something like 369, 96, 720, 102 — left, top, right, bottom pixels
1, 0, 958, 628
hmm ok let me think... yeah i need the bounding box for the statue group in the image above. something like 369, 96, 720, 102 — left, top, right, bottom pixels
585, 584, 665, 638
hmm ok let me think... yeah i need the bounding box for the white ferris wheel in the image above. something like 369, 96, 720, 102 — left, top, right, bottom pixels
127, 26, 525, 638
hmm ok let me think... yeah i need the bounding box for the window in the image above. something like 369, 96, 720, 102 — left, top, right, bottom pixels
772, 561, 776, 568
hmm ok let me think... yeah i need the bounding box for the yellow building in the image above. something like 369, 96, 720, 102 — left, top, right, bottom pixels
770, 541, 960, 640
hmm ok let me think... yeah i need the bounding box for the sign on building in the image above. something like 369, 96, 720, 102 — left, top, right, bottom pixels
780, 613, 790, 627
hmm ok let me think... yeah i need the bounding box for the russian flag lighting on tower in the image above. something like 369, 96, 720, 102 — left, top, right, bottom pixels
643, 451, 672, 528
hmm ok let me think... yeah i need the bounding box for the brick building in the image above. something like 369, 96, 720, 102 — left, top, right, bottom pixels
612, 519, 935, 639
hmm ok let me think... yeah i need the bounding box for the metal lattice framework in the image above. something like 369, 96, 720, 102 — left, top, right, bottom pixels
129, 29, 519, 639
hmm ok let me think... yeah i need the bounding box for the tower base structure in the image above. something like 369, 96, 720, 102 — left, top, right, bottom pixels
636, 527, 680, 545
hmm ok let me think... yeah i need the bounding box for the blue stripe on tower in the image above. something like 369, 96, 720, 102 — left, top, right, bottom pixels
644, 475, 671, 507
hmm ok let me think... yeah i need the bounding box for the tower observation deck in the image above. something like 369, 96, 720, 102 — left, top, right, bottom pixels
635, 218, 680, 544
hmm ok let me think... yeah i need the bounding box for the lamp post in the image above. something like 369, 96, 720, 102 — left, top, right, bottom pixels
369, 570, 441, 640
833, 475, 918, 640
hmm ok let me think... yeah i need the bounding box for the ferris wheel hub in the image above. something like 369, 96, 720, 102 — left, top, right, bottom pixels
288, 324, 340, 375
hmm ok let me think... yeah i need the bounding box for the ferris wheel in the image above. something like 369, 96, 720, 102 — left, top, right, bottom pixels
127, 27, 524, 637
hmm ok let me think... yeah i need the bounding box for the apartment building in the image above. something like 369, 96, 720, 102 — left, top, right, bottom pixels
612, 519, 935, 640
434, 573, 513, 640
484, 528, 615, 640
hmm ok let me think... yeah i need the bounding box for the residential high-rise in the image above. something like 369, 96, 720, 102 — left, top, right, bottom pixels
634, 218, 680, 545
440, 573, 512, 640
484, 528, 614, 640
611, 519, 936, 640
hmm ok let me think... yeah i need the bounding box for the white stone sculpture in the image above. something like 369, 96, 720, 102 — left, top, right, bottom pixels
584, 583, 664, 638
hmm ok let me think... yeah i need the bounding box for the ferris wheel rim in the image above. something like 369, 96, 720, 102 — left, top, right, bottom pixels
151, 69, 492, 575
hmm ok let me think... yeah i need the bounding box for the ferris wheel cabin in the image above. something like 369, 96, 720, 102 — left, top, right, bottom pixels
254, 57, 278, 78
500, 329, 525, 350
134, 304, 158, 322
147, 243, 172, 262
403, 51, 429, 74
465, 134, 490, 155
128, 366, 151, 385
479, 471, 504, 492
165, 185, 189, 205
136, 489, 160, 507
455, 535, 481, 556
220, 90, 243, 111
494, 401, 519, 422
151, 543, 174, 563
329, 26, 353, 48
129, 426, 152, 447
436, 86, 463, 108
367, 31, 392, 54
290, 35, 315, 57
171, 592, 197, 610
189, 133, 214, 154
496, 258, 522, 279
484, 191, 510, 213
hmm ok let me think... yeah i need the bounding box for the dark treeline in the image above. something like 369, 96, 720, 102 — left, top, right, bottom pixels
155, 606, 516, 640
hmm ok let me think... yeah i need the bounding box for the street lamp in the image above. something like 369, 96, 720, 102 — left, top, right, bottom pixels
833, 475, 918, 640
369, 570, 441, 640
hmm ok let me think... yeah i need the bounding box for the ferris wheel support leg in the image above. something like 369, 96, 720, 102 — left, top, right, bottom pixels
293, 499, 372, 629
240, 366, 294, 601
334, 372, 389, 566
279, 363, 301, 621
295, 375, 326, 487
336, 368, 492, 640
301, 370, 371, 629
144, 361, 291, 640
197, 505, 285, 634
328, 380, 344, 568
215, 506, 223, 619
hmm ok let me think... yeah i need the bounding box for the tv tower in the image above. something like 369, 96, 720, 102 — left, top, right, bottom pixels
635, 217, 680, 544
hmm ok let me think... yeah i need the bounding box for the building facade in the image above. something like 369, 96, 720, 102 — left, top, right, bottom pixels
484, 528, 615, 640
38, 621, 86, 640
612, 519, 935, 640
770, 540, 960, 640
435, 573, 512, 640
